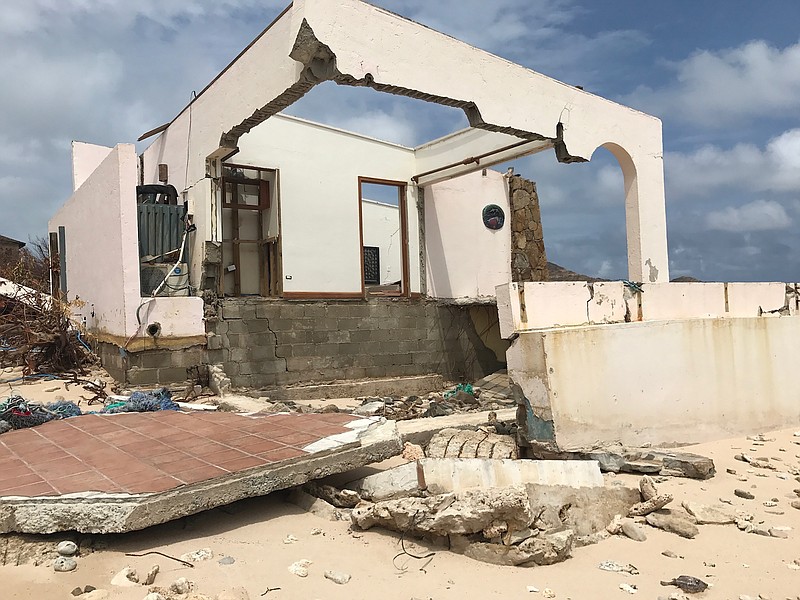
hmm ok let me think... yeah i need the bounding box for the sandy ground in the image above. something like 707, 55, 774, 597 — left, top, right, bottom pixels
3, 374, 800, 599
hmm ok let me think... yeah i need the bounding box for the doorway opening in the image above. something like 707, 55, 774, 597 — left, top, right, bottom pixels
220, 163, 281, 297
358, 178, 409, 297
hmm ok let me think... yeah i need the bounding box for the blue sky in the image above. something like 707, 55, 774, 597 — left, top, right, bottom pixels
1, 0, 799, 281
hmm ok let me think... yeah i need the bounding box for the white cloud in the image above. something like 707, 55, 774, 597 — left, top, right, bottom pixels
705, 199, 792, 233
627, 40, 800, 126
666, 128, 800, 198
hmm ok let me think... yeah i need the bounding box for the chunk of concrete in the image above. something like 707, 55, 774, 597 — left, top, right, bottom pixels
346, 458, 604, 502
351, 486, 533, 536
517, 527, 574, 565
681, 501, 735, 525
397, 409, 516, 447
427, 428, 517, 459
645, 509, 699, 538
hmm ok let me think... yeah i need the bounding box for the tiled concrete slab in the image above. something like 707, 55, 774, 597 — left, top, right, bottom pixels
0, 412, 401, 534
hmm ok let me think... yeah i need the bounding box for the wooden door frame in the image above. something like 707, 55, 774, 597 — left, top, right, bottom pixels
358, 176, 411, 299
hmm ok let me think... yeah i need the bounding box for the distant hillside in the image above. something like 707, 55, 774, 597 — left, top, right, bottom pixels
546, 262, 607, 282
546, 262, 701, 283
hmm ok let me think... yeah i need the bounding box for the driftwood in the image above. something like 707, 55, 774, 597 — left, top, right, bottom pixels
0, 283, 96, 374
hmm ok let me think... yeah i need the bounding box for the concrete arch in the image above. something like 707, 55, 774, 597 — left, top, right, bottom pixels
595, 142, 669, 283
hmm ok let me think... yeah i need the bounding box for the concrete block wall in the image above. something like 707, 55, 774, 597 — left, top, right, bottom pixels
206, 298, 503, 389
97, 342, 207, 386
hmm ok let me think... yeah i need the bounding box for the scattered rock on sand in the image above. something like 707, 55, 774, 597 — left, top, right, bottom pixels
659, 575, 708, 593
621, 519, 648, 542
630, 494, 673, 517
111, 567, 139, 587
169, 577, 192, 594
57, 541, 78, 556
324, 570, 352, 584
53, 556, 77, 572
619, 583, 638, 594
143, 564, 159, 585
790, 499, 800, 510
735, 489, 755, 500
646, 510, 699, 539
288, 559, 312, 577
598, 561, 639, 575
180, 548, 213, 562
681, 501, 735, 525
640, 476, 658, 501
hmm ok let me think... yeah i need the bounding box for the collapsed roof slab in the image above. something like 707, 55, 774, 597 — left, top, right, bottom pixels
0, 411, 401, 534
151, 0, 669, 282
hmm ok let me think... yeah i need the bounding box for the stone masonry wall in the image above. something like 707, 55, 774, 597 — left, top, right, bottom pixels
205, 298, 503, 389
509, 175, 548, 282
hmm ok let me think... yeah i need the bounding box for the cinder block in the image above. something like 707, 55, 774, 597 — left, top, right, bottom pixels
245, 320, 274, 334
303, 305, 327, 318
207, 334, 223, 351
365, 366, 387, 378
256, 360, 287, 375
156, 367, 190, 384
221, 303, 242, 320
134, 350, 173, 370
228, 320, 249, 334
277, 304, 306, 320
170, 348, 207, 368
125, 366, 160, 386
286, 357, 312, 372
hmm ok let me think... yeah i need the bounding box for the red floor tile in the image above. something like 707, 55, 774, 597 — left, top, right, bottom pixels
218, 455, 265, 472
50, 472, 117, 495
31, 458, 90, 479
0, 412, 366, 498
258, 446, 307, 463
176, 465, 229, 485
3, 481, 57, 497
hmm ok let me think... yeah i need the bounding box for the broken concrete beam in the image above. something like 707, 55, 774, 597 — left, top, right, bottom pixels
396, 408, 516, 447
427, 428, 517, 459
346, 458, 604, 502
528, 445, 715, 480
351, 486, 533, 537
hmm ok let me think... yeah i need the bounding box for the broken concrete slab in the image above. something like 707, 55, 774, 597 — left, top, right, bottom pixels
396, 408, 516, 447
524, 483, 640, 538
527, 445, 715, 480
0, 412, 401, 534
427, 428, 517, 459
681, 501, 735, 525
645, 509, 700, 539
346, 458, 605, 502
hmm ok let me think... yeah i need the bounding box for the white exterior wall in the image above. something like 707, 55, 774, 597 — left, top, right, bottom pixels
71, 142, 113, 192
425, 169, 511, 300
50, 144, 204, 345
508, 318, 800, 448
206, 114, 417, 295
50, 144, 138, 337
361, 200, 402, 286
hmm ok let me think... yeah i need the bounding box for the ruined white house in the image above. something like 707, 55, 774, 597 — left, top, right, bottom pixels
47, 0, 797, 450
